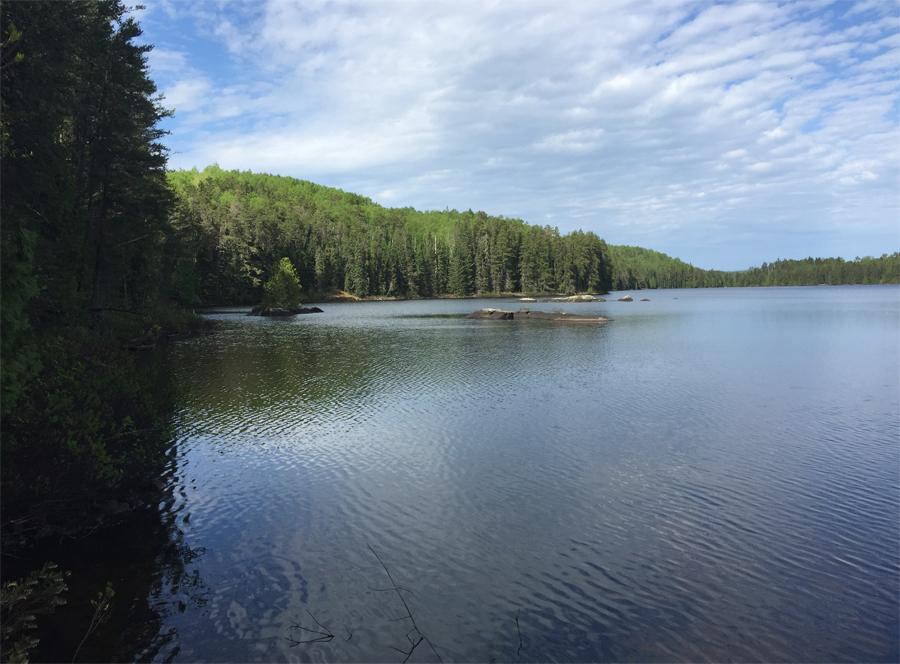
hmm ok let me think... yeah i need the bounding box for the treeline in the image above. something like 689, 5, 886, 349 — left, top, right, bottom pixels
608, 245, 710, 289
608, 245, 900, 290
166, 166, 614, 302
167, 168, 898, 304
719, 254, 900, 287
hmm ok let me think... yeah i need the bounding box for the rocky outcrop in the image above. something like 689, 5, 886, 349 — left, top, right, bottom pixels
466, 308, 515, 320
248, 306, 324, 316
617, 295, 633, 302
466, 309, 609, 323
540, 294, 603, 303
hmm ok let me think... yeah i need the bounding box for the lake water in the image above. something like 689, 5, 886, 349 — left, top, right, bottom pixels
40, 286, 900, 662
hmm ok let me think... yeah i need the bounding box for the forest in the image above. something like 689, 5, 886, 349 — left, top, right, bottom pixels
1, 3, 190, 658
165, 166, 615, 303
1, 0, 196, 515
608, 244, 899, 290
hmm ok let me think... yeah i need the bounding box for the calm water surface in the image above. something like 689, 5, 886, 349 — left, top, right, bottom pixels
143, 287, 900, 662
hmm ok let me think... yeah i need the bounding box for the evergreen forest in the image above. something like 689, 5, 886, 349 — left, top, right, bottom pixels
166, 166, 615, 303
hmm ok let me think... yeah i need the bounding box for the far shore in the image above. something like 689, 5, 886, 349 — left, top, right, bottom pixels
188, 282, 899, 310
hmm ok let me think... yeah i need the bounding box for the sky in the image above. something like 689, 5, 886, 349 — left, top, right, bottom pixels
135, 0, 899, 271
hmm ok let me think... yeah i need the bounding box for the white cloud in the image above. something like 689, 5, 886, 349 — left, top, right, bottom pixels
161, 77, 212, 113
146, 48, 189, 72
536, 129, 605, 153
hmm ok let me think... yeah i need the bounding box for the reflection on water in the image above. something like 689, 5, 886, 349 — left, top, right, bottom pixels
10, 444, 208, 664
30, 287, 900, 662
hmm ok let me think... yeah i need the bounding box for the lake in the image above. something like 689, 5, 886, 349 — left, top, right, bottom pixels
36, 286, 900, 662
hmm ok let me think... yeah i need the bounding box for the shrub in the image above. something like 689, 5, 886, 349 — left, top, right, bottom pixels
1, 327, 176, 534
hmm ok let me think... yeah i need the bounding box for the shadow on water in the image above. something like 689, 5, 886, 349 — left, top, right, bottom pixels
1, 446, 207, 663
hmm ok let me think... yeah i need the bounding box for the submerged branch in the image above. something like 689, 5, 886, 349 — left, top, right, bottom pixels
368, 543, 443, 663
284, 609, 334, 646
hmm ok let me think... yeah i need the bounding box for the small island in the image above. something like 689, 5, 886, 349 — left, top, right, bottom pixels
247, 257, 323, 316
466, 308, 610, 323
248, 306, 323, 316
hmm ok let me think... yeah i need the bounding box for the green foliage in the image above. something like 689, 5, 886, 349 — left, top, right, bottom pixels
607, 246, 900, 290
0, 562, 69, 663
263, 257, 303, 308
1, 326, 176, 521
166, 168, 615, 300
607, 245, 706, 290
2, 0, 173, 314
0, 215, 40, 417
723, 253, 900, 287
169, 166, 896, 300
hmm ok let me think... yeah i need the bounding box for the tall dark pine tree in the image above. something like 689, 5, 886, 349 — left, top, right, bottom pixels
2, 0, 172, 319
1, 0, 177, 522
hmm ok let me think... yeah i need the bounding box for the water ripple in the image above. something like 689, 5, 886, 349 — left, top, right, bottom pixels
152, 291, 900, 662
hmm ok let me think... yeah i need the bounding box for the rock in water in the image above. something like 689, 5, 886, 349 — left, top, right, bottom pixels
618, 295, 633, 302
545, 294, 598, 302
466, 309, 609, 323
465, 308, 515, 319
249, 306, 324, 316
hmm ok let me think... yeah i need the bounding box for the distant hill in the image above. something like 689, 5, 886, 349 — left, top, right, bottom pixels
166, 166, 613, 302
607, 245, 898, 289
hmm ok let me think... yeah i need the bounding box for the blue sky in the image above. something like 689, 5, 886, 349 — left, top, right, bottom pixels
136, 0, 898, 271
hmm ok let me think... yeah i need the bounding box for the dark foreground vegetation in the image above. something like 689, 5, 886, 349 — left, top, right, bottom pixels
1, 0, 898, 659
0, 2, 201, 659
1, 0, 190, 533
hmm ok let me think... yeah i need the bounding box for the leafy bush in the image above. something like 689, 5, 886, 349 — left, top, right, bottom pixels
1, 327, 176, 533
0, 563, 69, 663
